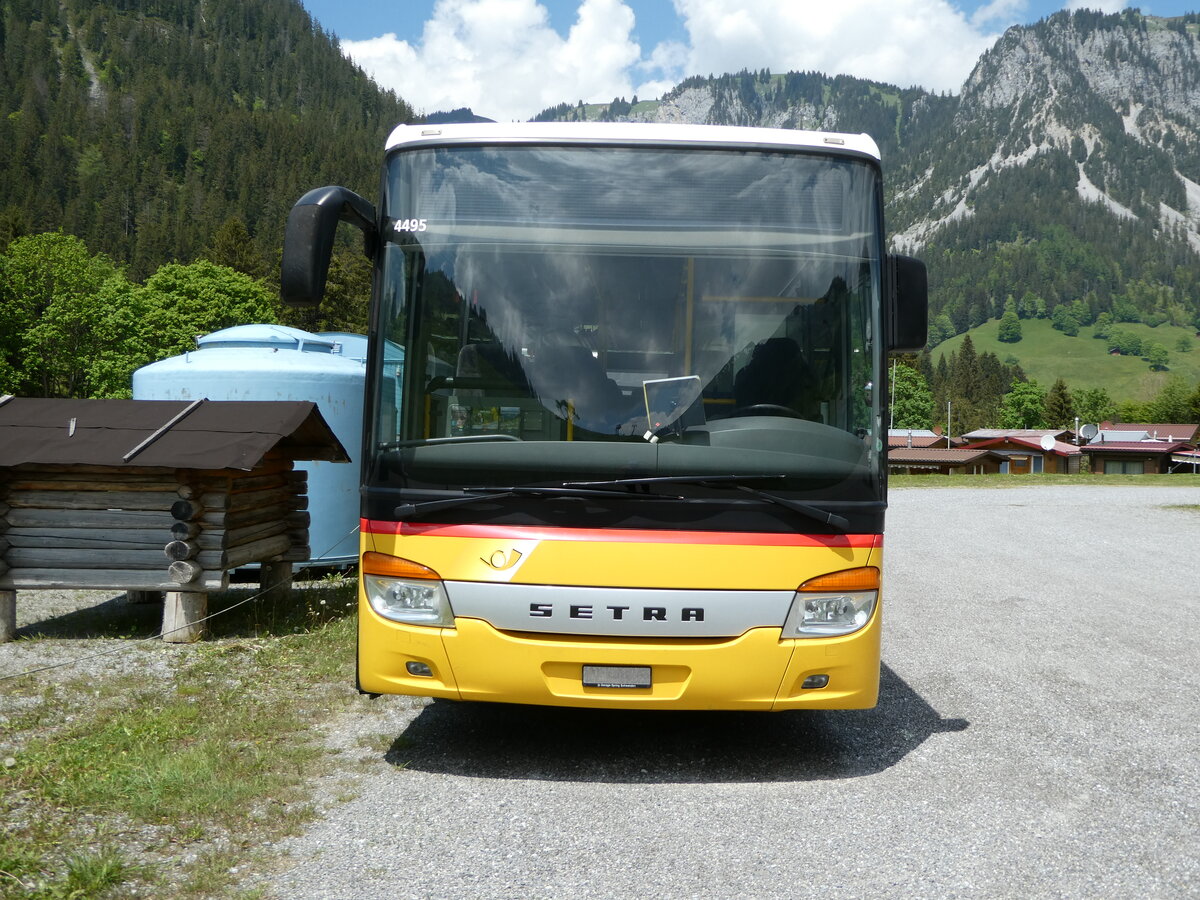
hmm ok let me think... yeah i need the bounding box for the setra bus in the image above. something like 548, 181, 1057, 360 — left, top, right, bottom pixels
281, 122, 926, 710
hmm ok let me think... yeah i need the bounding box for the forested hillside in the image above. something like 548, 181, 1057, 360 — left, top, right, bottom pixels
0, 0, 411, 279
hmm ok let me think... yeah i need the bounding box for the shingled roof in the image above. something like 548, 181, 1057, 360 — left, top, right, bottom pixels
0, 397, 349, 470
887, 448, 997, 466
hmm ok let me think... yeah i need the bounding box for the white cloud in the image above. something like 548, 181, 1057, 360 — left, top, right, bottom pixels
342, 0, 641, 121
970, 0, 1030, 28
342, 0, 1025, 123
668, 0, 999, 94
1064, 0, 1128, 12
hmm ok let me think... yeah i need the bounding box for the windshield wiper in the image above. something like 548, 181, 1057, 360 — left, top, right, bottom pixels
380, 434, 521, 450
394, 484, 683, 518
564, 474, 850, 531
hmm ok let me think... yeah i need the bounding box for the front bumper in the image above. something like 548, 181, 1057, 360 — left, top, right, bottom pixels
357, 601, 881, 710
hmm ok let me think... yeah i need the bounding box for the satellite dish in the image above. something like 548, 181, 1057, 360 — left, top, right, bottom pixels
1080, 423, 1099, 441
1039, 433, 1056, 451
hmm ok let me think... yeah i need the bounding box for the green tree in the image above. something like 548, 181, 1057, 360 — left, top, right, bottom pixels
1073, 387, 1117, 426
997, 308, 1022, 343
0, 232, 127, 397
1051, 304, 1080, 336
1187, 383, 1200, 422
1044, 378, 1074, 429
1146, 342, 1169, 371
1145, 376, 1195, 423
999, 379, 1047, 429
927, 313, 955, 346
889, 362, 934, 429
1116, 399, 1149, 423
138, 260, 280, 359
85, 279, 163, 398
204, 216, 268, 281
1106, 329, 1143, 356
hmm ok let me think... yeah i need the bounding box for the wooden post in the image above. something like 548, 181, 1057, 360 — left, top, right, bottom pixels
260, 560, 293, 604
162, 591, 206, 642
0, 590, 15, 642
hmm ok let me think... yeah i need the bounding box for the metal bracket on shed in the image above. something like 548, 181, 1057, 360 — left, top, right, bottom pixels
123, 398, 207, 463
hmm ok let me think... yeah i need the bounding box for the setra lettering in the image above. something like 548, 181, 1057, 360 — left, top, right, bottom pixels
526, 603, 706, 622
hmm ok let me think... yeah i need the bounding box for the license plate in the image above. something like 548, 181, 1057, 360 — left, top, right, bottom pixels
582, 665, 652, 689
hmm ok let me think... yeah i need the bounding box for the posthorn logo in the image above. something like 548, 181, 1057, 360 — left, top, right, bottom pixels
482, 549, 523, 571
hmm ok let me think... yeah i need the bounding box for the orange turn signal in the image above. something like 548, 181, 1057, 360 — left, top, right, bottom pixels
798, 566, 880, 593
361, 551, 441, 580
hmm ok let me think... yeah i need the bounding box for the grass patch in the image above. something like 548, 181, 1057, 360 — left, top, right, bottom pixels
933, 317, 1200, 402
890, 473, 1200, 488
0, 576, 361, 899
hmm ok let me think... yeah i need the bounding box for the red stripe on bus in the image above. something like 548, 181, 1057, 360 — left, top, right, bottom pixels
362, 519, 879, 549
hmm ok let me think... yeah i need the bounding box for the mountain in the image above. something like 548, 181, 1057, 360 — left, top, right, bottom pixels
896, 10, 1200, 340
533, 10, 1200, 374
423, 107, 495, 124
0, 0, 413, 279
2, 2, 1197, 410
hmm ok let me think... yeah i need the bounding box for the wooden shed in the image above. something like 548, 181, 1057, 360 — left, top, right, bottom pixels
0, 396, 348, 642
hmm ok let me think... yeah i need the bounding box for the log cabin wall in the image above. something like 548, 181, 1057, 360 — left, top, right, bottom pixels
0, 457, 308, 592
0, 398, 348, 642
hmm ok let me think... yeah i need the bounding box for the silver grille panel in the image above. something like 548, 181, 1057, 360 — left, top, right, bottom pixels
445, 581, 794, 638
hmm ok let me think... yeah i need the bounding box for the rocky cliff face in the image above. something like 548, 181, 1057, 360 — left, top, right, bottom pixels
561, 11, 1200, 258
896, 11, 1200, 253
965, 13, 1200, 121
626, 83, 837, 132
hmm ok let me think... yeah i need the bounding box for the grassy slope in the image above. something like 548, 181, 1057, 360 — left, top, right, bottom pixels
932, 318, 1200, 402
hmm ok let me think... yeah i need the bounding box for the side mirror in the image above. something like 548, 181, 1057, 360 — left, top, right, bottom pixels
280, 186, 378, 308
887, 255, 928, 354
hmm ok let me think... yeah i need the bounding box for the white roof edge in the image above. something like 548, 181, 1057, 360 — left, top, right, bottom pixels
385, 122, 881, 161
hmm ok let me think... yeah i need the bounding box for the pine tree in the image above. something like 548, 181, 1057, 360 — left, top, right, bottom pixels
205, 216, 268, 280
1044, 378, 1074, 429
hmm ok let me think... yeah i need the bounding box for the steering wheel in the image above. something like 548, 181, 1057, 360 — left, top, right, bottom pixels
731, 404, 804, 419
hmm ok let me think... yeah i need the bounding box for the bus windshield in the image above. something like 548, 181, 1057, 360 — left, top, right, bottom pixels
368, 142, 885, 513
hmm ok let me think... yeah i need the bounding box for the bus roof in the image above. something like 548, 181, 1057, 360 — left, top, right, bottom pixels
384, 121, 881, 161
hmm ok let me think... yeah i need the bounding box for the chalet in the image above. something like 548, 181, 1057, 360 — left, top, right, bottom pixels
1083, 422, 1198, 475
958, 431, 1082, 474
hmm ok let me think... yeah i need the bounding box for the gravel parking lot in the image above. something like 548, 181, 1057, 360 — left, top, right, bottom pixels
255, 484, 1200, 900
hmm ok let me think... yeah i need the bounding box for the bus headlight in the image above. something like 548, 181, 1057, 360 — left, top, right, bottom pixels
781, 567, 879, 638
362, 552, 454, 627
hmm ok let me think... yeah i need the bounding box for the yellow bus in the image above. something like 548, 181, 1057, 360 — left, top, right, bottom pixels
281, 122, 926, 710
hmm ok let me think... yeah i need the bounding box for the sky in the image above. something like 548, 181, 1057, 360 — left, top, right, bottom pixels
299, 0, 1199, 122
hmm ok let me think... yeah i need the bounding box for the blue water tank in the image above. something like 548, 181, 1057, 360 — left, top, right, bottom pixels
133, 324, 370, 566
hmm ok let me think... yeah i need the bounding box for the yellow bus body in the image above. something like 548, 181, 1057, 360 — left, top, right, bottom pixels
358, 520, 882, 710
